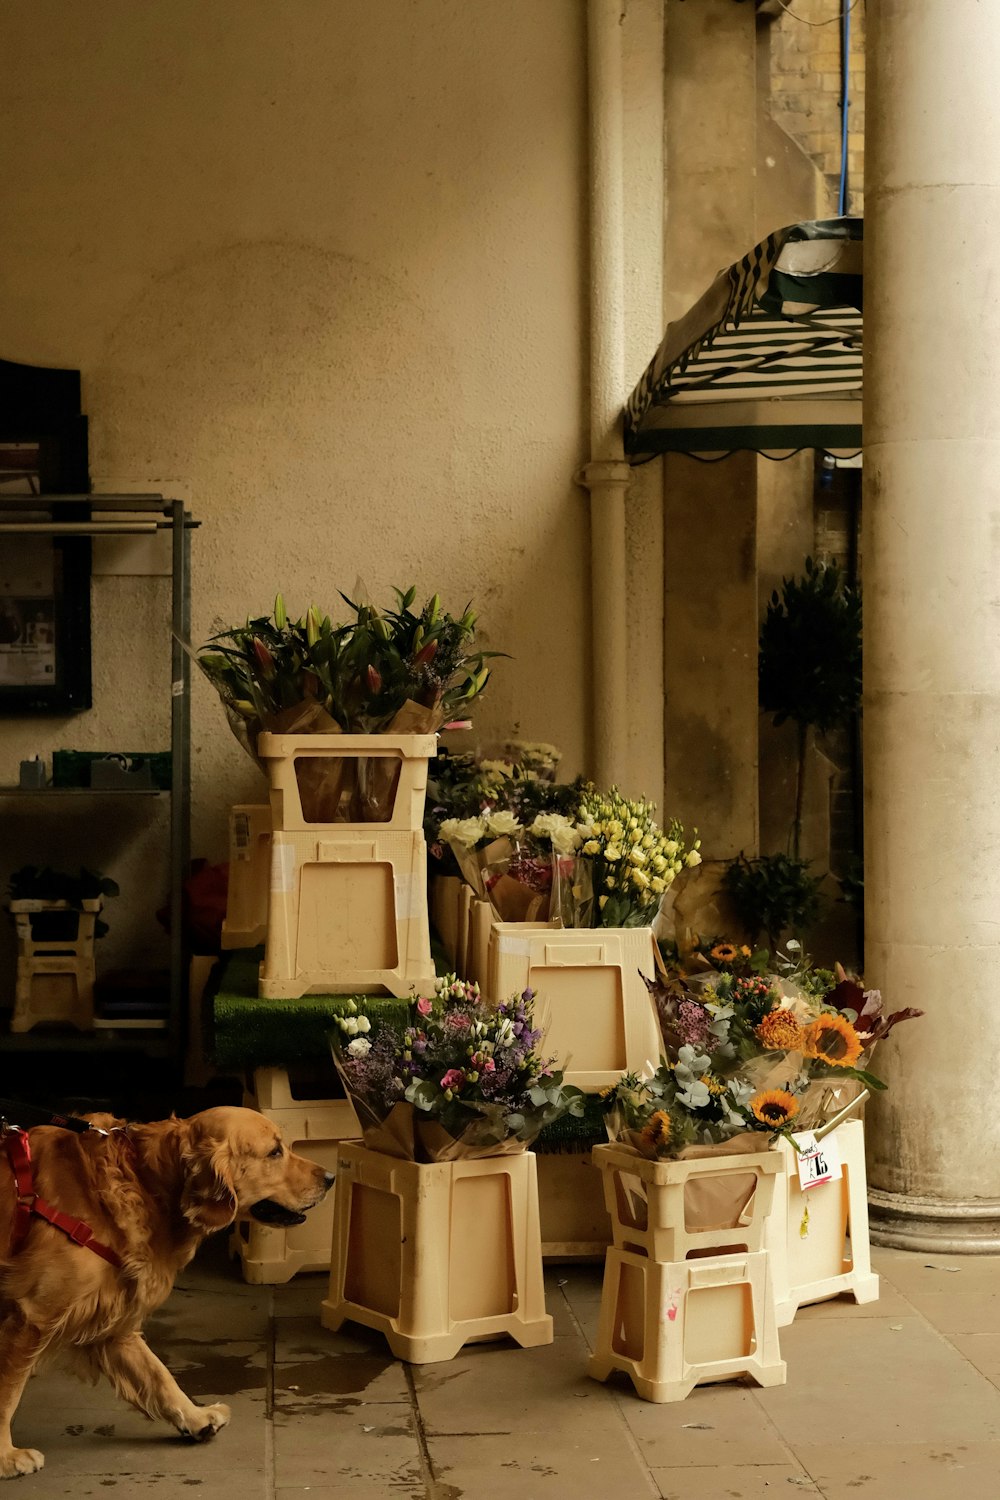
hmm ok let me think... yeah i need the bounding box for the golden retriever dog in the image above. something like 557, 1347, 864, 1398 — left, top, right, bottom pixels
0, 1105, 333, 1479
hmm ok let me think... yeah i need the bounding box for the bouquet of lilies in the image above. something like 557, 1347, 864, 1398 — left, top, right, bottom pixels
330, 975, 585, 1162
199, 586, 500, 822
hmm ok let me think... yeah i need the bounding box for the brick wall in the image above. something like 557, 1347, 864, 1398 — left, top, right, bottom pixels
767, 0, 865, 214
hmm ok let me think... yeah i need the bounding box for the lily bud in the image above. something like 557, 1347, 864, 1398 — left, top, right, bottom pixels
412, 624, 424, 652
414, 640, 438, 666
402, 585, 417, 609
252, 638, 275, 678
373, 614, 391, 640
273, 593, 287, 629
366, 664, 383, 694
306, 607, 320, 647
428, 592, 441, 623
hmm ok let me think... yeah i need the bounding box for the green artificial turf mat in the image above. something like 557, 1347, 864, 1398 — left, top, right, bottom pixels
210, 953, 410, 1071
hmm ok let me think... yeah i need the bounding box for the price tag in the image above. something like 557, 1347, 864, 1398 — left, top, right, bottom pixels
794, 1129, 843, 1191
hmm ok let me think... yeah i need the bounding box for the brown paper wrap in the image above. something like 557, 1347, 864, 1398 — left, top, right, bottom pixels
486, 873, 549, 922
354, 1101, 529, 1163
447, 836, 517, 902
270, 697, 441, 823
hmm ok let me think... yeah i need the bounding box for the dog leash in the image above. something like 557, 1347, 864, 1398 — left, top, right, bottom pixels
0, 1097, 109, 1134
1, 1099, 124, 1269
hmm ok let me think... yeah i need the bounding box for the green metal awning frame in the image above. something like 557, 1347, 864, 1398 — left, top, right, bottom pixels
625, 217, 863, 463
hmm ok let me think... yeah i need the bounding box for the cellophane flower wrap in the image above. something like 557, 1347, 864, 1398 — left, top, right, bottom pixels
428, 745, 586, 900
606, 941, 922, 1161
555, 787, 701, 930
329, 976, 586, 1162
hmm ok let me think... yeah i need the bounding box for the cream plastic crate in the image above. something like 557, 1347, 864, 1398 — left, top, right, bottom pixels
10, 899, 99, 1032
488, 924, 660, 1090
430, 874, 463, 966
260, 828, 435, 998
222, 804, 272, 949
593, 1142, 781, 1261
246, 1063, 364, 1125
321, 1142, 553, 1362
454, 882, 474, 980
464, 897, 495, 997
258, 732, 437, 833
233, 1065, 362, 1284
589, 1246, 786, 1402
537, 1151, 612, 1260
765, 1120, 879, 1326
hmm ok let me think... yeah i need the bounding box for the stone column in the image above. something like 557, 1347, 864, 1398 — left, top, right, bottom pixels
865, 0, 1000, 1249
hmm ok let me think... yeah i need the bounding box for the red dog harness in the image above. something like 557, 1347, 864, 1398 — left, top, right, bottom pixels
4, 1126, 122, 1269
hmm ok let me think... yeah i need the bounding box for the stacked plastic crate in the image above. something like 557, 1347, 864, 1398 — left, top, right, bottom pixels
589, 1144, 787, 1402
224, 731, 438, 1283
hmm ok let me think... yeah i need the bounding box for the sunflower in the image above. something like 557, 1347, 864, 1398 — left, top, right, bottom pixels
801, 1013, 863, 1068
755, 1008, 804, 1051
710, 942, 738, 963
640, 1109, 672, 1149
749, 1089, 799, 1128
700, 1073, 727, 1096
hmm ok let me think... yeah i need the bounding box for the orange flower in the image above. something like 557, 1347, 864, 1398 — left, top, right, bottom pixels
640, 1110, 672, 1149
801, 1013, 863, 1068
755, 1008, 804, 1051
750, 1089, 799, 1128
710, 942, 738, 963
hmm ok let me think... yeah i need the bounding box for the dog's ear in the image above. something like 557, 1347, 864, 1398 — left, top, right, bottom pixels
181, 1126, 237, 1234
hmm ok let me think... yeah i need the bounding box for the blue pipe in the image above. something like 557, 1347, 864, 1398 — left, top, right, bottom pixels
838, 1, 851, 215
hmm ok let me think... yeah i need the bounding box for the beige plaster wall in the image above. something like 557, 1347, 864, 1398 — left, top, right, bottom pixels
0, 0, 592, 876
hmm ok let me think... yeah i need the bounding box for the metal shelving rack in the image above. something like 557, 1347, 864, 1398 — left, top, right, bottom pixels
0, 495, 197, 1061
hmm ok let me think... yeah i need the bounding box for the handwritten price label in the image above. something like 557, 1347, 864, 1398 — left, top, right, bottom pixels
795, 1129, 843, 1191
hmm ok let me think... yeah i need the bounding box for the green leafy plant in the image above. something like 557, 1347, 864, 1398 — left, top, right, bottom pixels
836, 855, 864, 913
722, 852, 823, 952
758, 556, 861, 858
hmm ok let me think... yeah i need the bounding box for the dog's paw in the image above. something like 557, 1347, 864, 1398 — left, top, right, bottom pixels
191, 1403, 231, 1442
0, 1446, 45, 1479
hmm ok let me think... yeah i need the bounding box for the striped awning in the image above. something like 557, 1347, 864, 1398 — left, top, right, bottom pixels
625, 217, 863, 462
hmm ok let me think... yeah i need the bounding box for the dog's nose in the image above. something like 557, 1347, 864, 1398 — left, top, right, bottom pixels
323, 1171, 336, 1189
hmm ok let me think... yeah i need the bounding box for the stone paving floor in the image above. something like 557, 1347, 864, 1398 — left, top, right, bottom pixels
12, 1240, 1000, 1499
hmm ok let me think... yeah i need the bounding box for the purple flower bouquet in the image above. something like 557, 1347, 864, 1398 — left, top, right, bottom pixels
330, 976, 586, 1162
